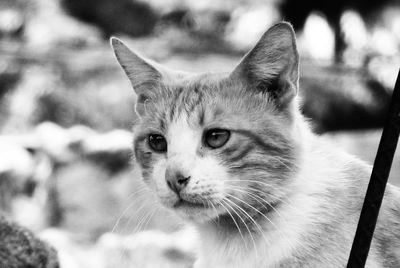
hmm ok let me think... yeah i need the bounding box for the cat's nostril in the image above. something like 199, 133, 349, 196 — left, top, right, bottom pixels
177, 176, 190, 186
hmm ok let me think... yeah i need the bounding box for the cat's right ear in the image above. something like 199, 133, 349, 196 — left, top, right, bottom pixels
110, 37, 161, 115
229, 22, 299, 109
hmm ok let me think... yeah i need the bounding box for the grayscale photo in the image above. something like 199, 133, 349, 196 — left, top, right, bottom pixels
0, 0, 399, 267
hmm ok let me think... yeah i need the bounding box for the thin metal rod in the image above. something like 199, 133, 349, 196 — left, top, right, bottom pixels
347, 68, 400, 267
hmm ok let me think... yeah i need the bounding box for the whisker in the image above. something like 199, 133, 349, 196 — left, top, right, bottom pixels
220, 199, 249, 251
225, 186, 295, 246
111, 201, 138, 234
206, 200, 220, 225
111, 188, 150, 234
220, 180, 297, 210
225, 184, 297, 217
223, 198, 260, 258
116, 205, 157, 267
224, 195, 268, 243
225, 193, 295, 250
121, 201, 154, 236
270, 157, 296, 172
249, 188, 298, 211
119, 204, 159, 266
225, 186, 288, 222
132, 204, 159, 234
137, 206, 160, 233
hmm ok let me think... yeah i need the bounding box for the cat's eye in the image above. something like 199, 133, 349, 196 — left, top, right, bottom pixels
204, 129, 230, 149
148, 134, 167, 152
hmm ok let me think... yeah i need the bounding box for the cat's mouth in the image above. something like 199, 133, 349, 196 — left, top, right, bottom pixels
173, 199, 207, 209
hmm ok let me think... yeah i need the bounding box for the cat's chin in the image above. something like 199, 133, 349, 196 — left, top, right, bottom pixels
173, 199, 206, 209
167, 199, 223, 223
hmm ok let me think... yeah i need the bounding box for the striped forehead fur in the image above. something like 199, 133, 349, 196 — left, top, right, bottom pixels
141, 72, 292, 129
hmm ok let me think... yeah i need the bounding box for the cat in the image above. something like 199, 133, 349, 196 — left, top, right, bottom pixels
111, 22, 400, 267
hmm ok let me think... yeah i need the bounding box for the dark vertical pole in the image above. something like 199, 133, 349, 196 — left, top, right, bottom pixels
347, 69, 400, 267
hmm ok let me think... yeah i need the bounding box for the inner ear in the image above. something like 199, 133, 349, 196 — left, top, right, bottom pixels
230, 22, 299, 108
256, 76, 281, 98
255, 73, 296, 105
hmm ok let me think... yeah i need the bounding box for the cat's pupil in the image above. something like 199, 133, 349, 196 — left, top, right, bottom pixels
148, 134, 167, 152
204, 129, 230, 149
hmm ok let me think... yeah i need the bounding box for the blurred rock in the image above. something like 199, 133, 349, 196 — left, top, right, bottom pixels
52, 162, 132, 238
80, 129, 131, 154
0, 61, 21, 129
381, 6, 400, 41
80, 129, 132, 173
0, 139, 34, 181
1, 66, 63, 133
160, 9, 194, 29
0, 61, 20, 101
0, 8, 24, 37
0, 215, 59, 268
0, 140, 34, 212
300, 64, 391, 132
12, 196, 48, 233
0, 0, 25, 39
62, 0, 158, 37
185, 10, 230, 38
35, 122, 132, 170
370, 27, 399, 57
0, 122, 133, 170
367, 56, 400, 89
35, 122, 76, 163
68, 125, 96, 143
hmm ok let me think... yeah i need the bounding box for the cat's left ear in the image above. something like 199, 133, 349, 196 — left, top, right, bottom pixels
230, 22, 299, 107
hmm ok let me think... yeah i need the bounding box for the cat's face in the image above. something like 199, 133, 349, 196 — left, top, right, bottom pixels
112, 23, 301, 223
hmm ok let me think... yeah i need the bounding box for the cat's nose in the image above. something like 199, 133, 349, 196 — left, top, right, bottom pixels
165, 169, 191, 195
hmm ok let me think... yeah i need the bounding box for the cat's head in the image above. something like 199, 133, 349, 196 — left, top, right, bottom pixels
111, 22, 302, 223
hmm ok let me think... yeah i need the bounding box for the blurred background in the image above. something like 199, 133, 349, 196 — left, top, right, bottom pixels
0, 0, 399, 267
